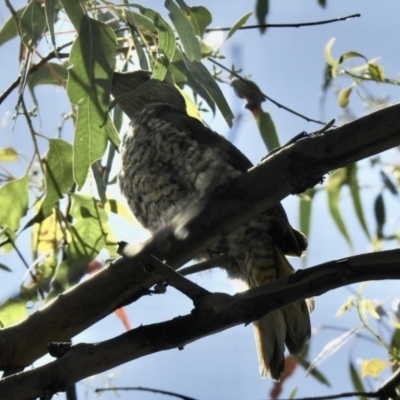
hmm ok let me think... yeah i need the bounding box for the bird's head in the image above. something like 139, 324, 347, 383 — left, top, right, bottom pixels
111, 70, 187, 120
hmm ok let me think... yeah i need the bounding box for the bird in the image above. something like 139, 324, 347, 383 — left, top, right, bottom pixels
111, 70, 313, 380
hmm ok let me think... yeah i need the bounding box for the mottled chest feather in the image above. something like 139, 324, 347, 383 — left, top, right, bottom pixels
118, 104, 240, 232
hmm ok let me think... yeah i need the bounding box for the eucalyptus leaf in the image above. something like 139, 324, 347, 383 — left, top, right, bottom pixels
165, 0, 201, 62
0, 175, 29, 231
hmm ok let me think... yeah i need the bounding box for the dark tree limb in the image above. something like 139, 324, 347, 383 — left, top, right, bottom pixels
1, 250, 400, 399
1, 103, 400, 374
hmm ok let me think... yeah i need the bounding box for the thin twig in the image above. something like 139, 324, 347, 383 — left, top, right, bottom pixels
178, 256, 225, 276
280, 391, 379, 400
205, 14, 361, 32
208, 57, 328, 126
95, 386, 198, 400
0, 42, 71, 105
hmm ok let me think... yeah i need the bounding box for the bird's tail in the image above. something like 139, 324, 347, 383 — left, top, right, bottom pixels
248, 247, 313, 380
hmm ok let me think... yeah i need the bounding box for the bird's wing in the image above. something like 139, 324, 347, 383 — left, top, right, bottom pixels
152, 103, 307, 256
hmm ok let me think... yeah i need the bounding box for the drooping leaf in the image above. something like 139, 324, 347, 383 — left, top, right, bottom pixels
31, 207, 63, 254
347, 164, 370, 240
26, 139, 73, 228
165, 0, 202, 62
42, 139, 73, 207
182, 54, 234, 126
335, 295, 355, 318
307, 326, 362, 375
105, 198, 136, 225
20, 0, 47, 50
0, 147, 18, 162
338, 86, 353, 108
125, 13, 149, 70
368, 63, 384, 82
349, 362, 367, 400
48, 194, 114, 298
326, 169, 352, 248
44, 0, 57, 49
257, 110, 280, 152
28, 62, 68, 87
255, 0, 269, 34
0, 175, 29, 231
139, 6, 176, 80
171, 59, 216, 113
175, 2, 212, 37
380, 170, 398, 196
296, 353, 330, 386
299, 188, 315, 242
324, 38, 336, 68
0, 6, 26, 47
226, 12, 252, 41
374, 193, 385, 239
318, 0, 327, 8
0, 263, 12, 272
61, 0, 117, 188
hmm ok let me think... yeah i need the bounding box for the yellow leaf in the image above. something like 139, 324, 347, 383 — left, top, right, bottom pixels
335, 296, 354, 318
105, 198, 136, 225
0, 147, 18, 162
178, 88, 201, 120
324, 37, 336, 68
31, 206, 63, 254
389, 319, 400, 329
338, 86, 353, 108
364, 299, 380, 319
360, 359, 388, 378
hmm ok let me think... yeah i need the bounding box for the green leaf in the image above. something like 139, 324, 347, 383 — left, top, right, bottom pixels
255, 0, 269, 34
347, 164, 370, 240
165, 0, 202, 62
44, 0, 57, 49
299, 188, 315, 242
374, 193, 385, 239
256, 110, 279, 151
0, 6, 26, 47
0, 175, 29, 231
61, 0, 117, 188
380, 170, 398, 195
26, 139, 73, 228
180, 4, 212, 37
0, 147, 18, 162
182, 54, 234, 127
368, 63, 384, 82
20, 0, 47, 50
42, 139, 74, 211
139, 6, 176, 80
349, 362, 367, 400
326, 169, 352, 248
0, 298, 27, 327
48, 194, 111, 298
125, 14, 149, 70
318, 0, 326, 7
0, 263, 12, 272
296, 355, 330, 386
226, 12, 252, 41
28, 62, 68, 87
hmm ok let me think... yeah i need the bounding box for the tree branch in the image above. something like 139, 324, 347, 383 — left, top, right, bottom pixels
1, 103, 400, 374
1, 250, 400, 399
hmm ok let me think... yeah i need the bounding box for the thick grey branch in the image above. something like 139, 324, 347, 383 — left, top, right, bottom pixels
1, 250, 400, 399
1, 103, 400, 373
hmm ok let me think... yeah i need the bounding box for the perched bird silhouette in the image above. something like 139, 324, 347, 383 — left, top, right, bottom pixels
111, 70, 313, 380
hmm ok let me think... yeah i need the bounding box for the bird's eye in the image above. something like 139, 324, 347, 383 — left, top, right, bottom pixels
143, 72, 152, 81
